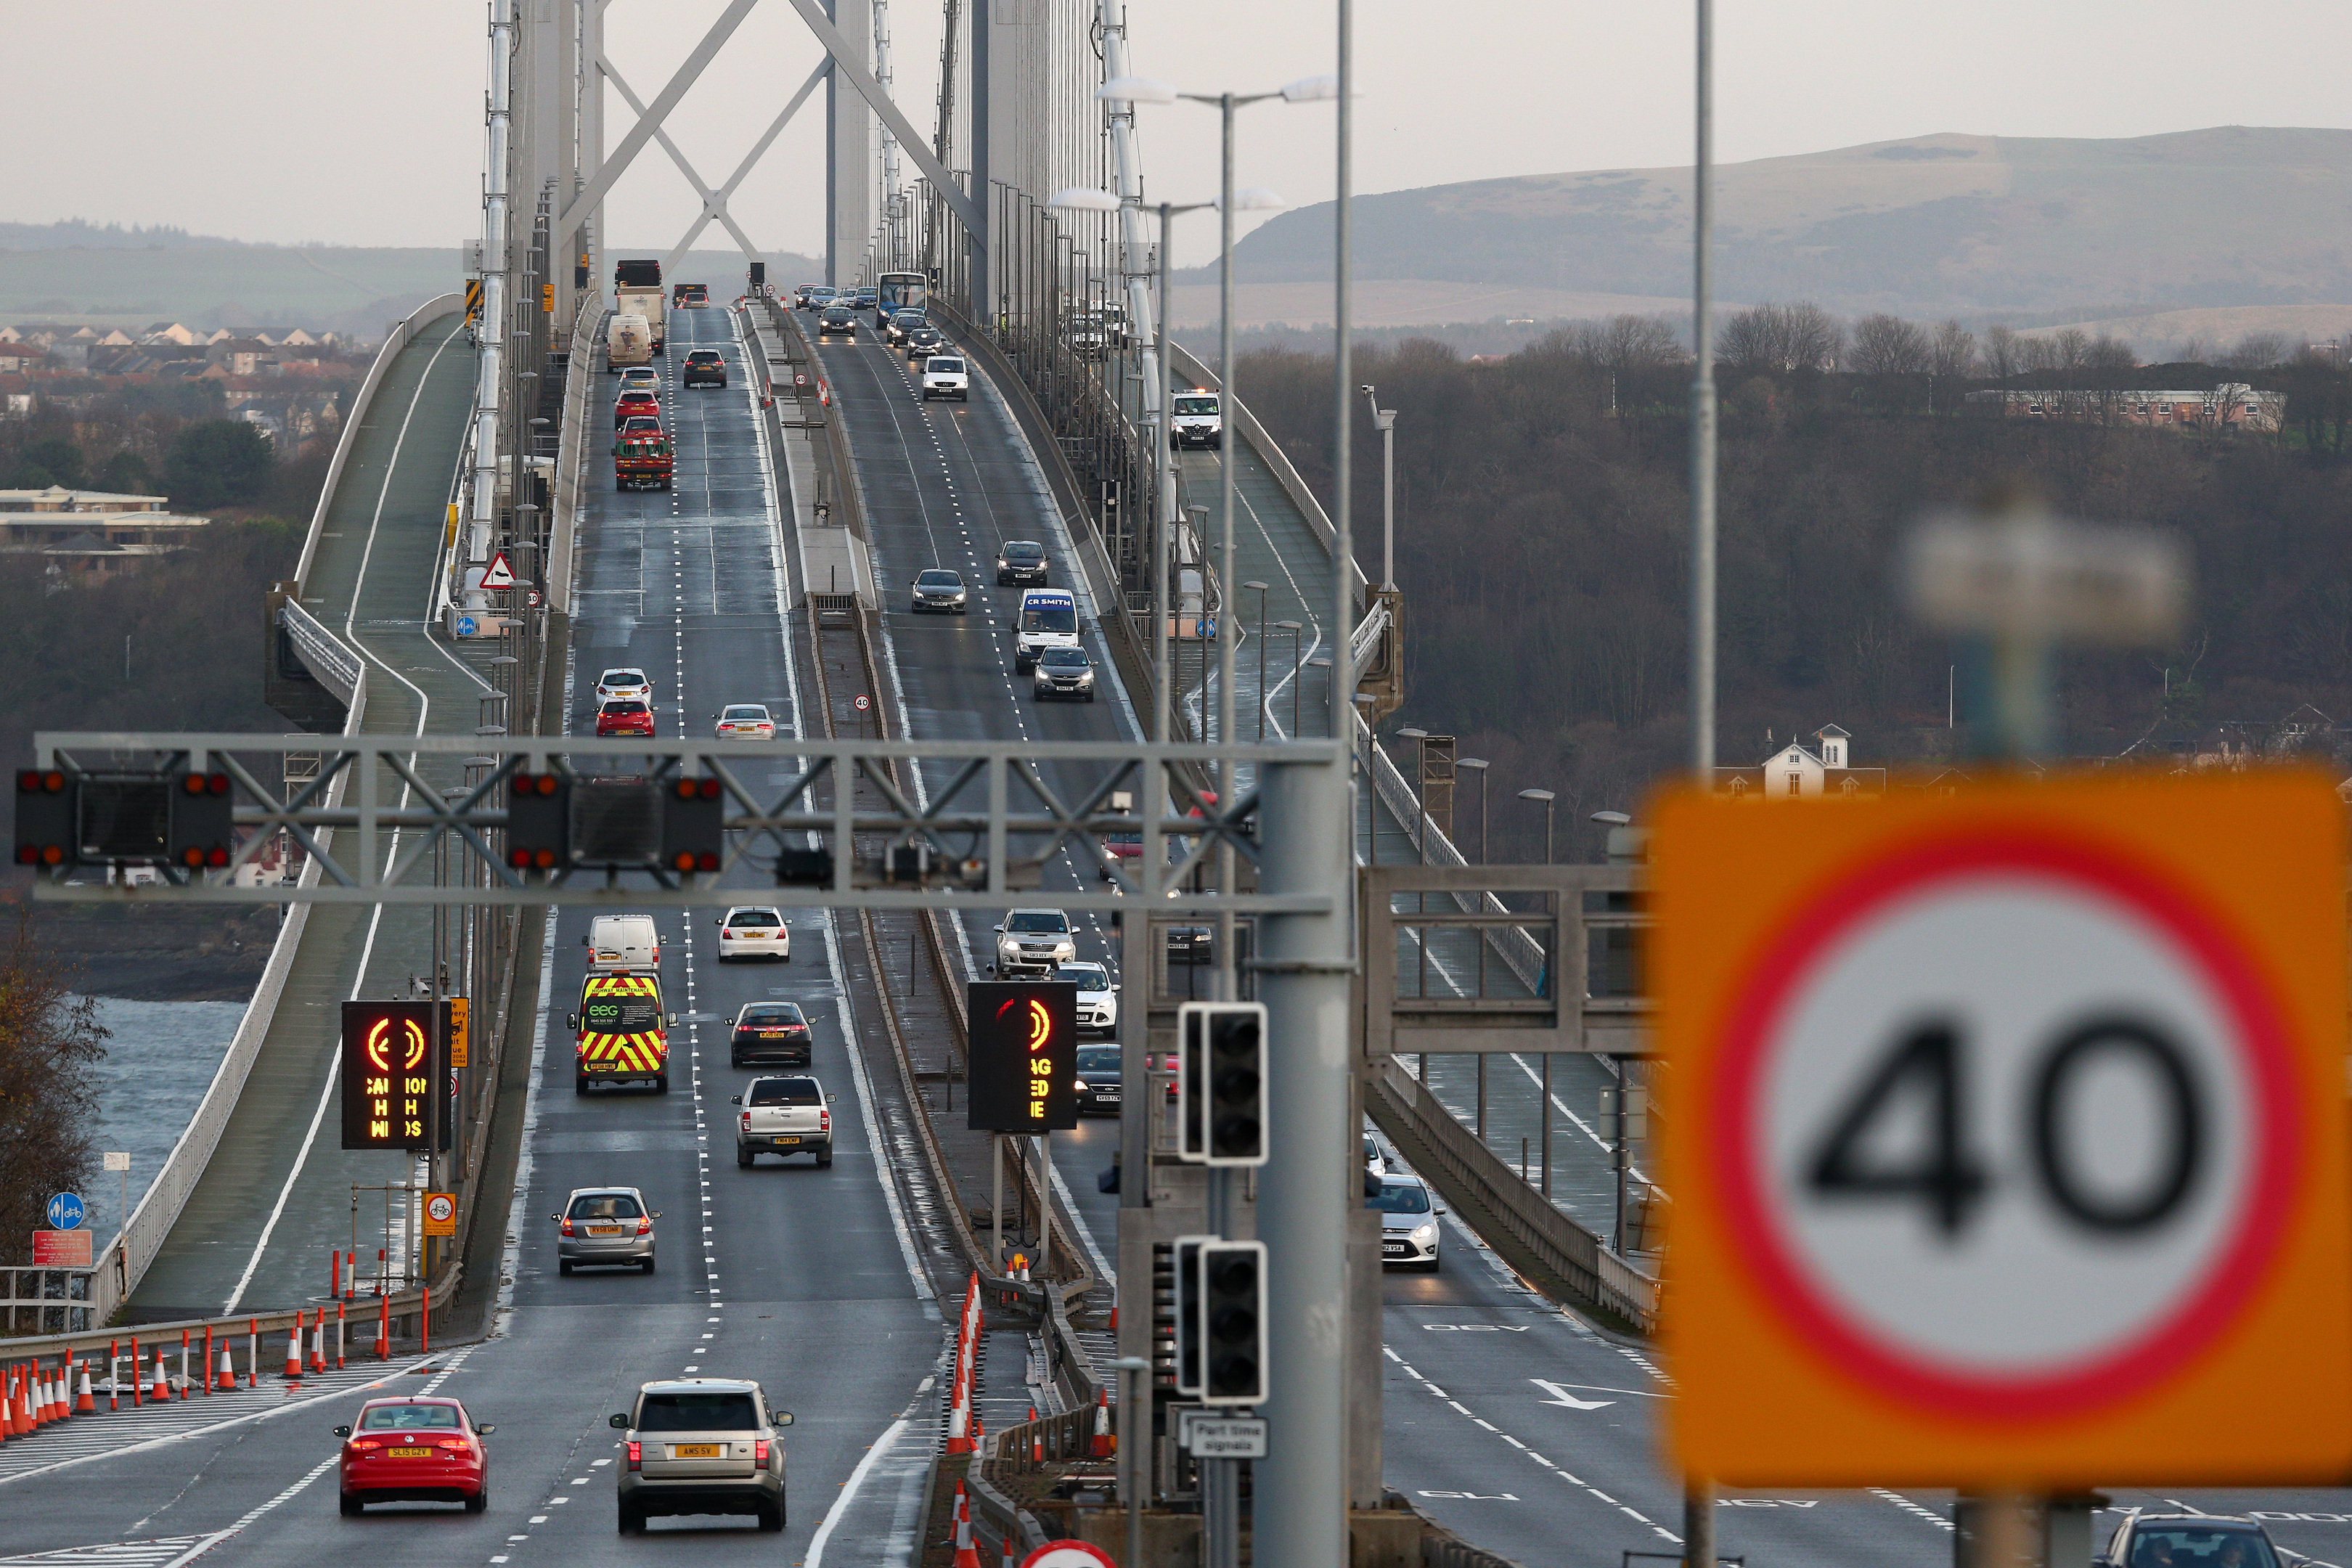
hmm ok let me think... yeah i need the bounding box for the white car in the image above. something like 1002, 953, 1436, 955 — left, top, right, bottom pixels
992, 909, 1075, 975
1371, 1172, 1442, 1271
1055, 960, 1117, 1036
617, 366, 660, 394
717, 906, 791, 963
920, 354, 969, 401
714, 704, 775, 740
597, 667, 653, 704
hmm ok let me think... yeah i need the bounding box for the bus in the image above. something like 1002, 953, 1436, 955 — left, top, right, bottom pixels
876, 271, 927, 326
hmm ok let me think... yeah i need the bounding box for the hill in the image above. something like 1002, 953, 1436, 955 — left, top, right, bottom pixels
1204, 126, 2352, 325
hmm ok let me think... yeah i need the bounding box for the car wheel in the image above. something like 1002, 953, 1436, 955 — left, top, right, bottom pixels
1422, 1256, 1442, 1273
618, 1502, 642, 1533
616, 478, 626, 491
465, 1487, 489, 1515
815, 1148, 834, 1169
737, 1146, 754, 1169
641, 1255, 657, 1274
340, 1492, 365, 1517
559, 1259, 574, 1276
729, 1054, 743, 1069
757, 1500, 784, 1532
574, 1076, 589, 1095
652, 1072, 669, 1093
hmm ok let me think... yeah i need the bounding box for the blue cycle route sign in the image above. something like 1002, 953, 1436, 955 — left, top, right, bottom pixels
455, 615, 478, 638
46, 1192, 85, 1230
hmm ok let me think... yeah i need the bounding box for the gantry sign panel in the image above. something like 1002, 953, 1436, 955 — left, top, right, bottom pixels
341, 1002, 440, 1151
967, 981, 1077, 1134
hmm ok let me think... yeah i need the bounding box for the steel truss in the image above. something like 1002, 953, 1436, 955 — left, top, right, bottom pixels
28, 733, 1340, 912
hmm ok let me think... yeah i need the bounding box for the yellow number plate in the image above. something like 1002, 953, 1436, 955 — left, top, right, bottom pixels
587, 1225, 626, 1236
386, 1446, 433, 1458
672, 1443, 722, 1458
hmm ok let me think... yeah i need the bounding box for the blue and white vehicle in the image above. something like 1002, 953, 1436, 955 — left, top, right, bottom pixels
1013, 587, 1079, 671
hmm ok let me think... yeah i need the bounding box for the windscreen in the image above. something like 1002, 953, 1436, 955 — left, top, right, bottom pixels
721, 707, 767, 721
878, 274, 928, 314
637, 1392, 759, 1432
1367, 1182, 1432, 1214
584, 997, 661, 1033
1058, 965, 1108, 990
568, 1193, 645, 1220
360, 1403, 462, 1431
1002, 542, 1043, 560
1077, 1046, 1121, 1075
1040, 648, 1089, 668
918, 571, 962, 587
1005, 912, 1067, 934
727, 909, 782, 927
2123, 1531, 2278, 1568
740, 1003, 803, 1024
1174, 395, 1220, 417
602, 701, 649, 716
748, 1078, 821, 1106
1020, 598, 1077, 635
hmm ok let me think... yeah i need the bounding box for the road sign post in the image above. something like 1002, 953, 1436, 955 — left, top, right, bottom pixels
1656, 772, 2352, 1487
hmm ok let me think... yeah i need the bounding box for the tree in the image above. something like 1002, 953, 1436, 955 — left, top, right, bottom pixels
12, 436, 86, 490
1847, 314, 1932, 377
0, 917, 109, 1265
92, 449, 157, 495
2222, 332, 2291, 372
1718, 302, 1843, 376
1983, 324, 2021, 383
164, 420, 274, 510
1930, 322, 1978, 414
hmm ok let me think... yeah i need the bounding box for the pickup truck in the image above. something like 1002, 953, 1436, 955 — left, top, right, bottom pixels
732, 1075, 836, 1167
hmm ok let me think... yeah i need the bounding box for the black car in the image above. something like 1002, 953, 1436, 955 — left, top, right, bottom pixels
818, 306, 856, 337
2097, 1514, 2303, 1568
730, 1003, 813, 1068
904, 325, 946, 362
996, 539, 1048, 586
1074, 1044, 1122, 1116
884, 309, 927, 346
682, 348, 727, 387
1165, 926, 1212, 964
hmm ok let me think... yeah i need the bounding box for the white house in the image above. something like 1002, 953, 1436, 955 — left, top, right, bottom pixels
1713, 724, 1887, 801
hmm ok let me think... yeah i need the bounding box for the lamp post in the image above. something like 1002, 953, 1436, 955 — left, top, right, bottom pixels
1361, 385, 1397, 588
1244, 580, 1270, 740
1458, 758, 1489, 863
1518, 788, 1556, 866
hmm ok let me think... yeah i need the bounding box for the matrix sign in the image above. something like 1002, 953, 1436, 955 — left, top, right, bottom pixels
967, 981, 1077, 1133
341, 1002, 439, 1151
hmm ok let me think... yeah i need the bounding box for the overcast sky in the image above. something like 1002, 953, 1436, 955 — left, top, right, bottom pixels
9, 2, 2352, 269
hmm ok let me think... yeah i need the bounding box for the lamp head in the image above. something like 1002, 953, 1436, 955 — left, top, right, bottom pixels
1279, 73, 1342, 103
1098, 75, 1179, 105
1047, 186, 1122, 213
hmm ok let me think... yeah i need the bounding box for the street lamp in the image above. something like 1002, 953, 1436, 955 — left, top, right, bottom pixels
1458, 757, 1490, 864
1518, 788, 1556, 865
1362, 384, 1397, 588
1243, 580, 1270, 740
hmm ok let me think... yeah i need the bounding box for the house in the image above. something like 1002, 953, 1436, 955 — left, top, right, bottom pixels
0, 343, 45, 372
0, 486, 211, 572
1713, 724, 1889, 801
140, 322, 200, 347
1964, 385, 2284, 433
207, 338, 279, 377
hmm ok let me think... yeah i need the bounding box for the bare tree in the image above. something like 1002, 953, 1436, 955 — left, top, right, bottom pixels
1599, 314, 1681, 375
1848, 314, 1932, 377
0, 917, 108, 1267
1718, 302, 1845, 376
2016, 335, 2058, 374
1983, 323, 2021, 382
2084, 335, 2139, 422
2222, 331, 2290, 372
1929, 320, 1978, 415
2050, 327, 2092, 383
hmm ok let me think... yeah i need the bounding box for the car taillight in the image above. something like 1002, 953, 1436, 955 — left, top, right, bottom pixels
438, 1437, 472, 1451
636, 1216, 652, 1236
741, 1112, 752, 1131
348, 1437, 382, 1451
818, 1110, 830, 1133
560, 1216, 574, 1236
755, 1438, 769, 1465
721, 929, 733, 938
627, 1440, 642, 1470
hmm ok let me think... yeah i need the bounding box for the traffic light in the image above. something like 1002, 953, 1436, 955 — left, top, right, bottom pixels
1171, 1234, 1210, 1397
168, 768, 234, 870
1195, 1240, 1267, 1405
661, 776, 724, 874
1176, 1002, 1267, 1167
506, 771, 569, 872
14, 769, 73, 868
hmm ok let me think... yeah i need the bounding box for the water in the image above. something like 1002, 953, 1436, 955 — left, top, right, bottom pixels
81, 997, 245, 1241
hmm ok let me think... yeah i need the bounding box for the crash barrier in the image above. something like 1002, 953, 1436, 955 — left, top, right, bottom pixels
987, 1405, 1098, 1474
1368, 1056, 1659, 1333
965, 1461, 1053, 1559
547, 290, 600, 614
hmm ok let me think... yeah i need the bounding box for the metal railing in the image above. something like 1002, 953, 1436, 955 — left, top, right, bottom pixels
277, 598, 363, 706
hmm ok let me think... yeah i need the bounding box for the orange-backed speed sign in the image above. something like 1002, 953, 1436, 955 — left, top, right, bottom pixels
1654, 772, 2351, 1487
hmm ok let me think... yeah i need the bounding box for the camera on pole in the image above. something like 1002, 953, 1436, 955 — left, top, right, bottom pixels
1177, 1001, 1268, 1167
1196, 1240, 1267, 1405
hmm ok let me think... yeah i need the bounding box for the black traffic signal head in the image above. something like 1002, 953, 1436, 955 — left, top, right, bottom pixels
661, 775, 724, 874
168, 769, 234, 870
1198, 1240, 1267, 1405
1178, 1003, 1267, 1167
15, 769, 73, 869
1172, 1236, 1207, 1397
506, 771, 570, 873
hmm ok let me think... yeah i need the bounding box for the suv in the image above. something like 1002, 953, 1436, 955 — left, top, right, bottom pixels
1369, 1172, 1442, 1271
920, 354, 968, 401
993, 908, 1076, 974
732, 1074, 835, 1166
904, 324, 946, 362
2096, 1515, 2301, 1568
1033, 645, 1097, 702
612, 1379, 792, 1533
1058, 960, 1118, 1036
555, 1186, 659, 1275
995, 539, 1048, 586
683, 348, 727, 386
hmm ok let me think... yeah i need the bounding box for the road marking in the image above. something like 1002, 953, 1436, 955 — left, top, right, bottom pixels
803, 1416, 910, 1567
1531, 1380, 1614, 1411
1869, 1487, 1956, 1532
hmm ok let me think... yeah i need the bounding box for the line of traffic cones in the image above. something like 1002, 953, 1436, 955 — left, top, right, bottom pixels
950, 1479, 983, 1568
944, 1272, 983, 1455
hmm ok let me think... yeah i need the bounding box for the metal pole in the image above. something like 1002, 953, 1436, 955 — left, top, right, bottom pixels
1540, 1053, 1551, 1199
1155, 203, 1175, 752
1115, 1356, 1149, 1568
1381, 409, 1395, 588
1252, 584, 1270, 742
1689, 0, 1718, 780
991, 1132, 1003, 1272
1216, 94, 1240, 1004
1685, 1481, 1716, 1568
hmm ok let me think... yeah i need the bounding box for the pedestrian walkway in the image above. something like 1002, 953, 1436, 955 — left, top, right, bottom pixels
131, 311, 501, 1320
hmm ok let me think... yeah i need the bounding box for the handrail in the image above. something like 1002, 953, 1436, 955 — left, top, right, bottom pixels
278, 598, 363, 705
1, 1261, 456, 1360
295, 294, 464, 589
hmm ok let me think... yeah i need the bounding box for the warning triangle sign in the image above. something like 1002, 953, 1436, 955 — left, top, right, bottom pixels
481, 551, 517, 589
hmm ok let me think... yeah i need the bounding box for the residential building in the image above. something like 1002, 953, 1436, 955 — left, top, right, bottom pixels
0, 488, 212, 577
1964, 385, 2283, 433
1713, 724, 1889, 801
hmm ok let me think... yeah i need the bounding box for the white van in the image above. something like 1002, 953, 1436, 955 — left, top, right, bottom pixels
1013, 587, 1080, 671
585, 914, 661, 973
608, 314, 653, 371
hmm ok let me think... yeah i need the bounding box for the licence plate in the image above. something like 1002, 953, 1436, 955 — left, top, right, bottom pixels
772, 1136, 801, 1146
1381, 1243, 1410, 1257
671, 1444, 723, 1459
588, 1225, 626, 1236
387, 1446, 433, 1458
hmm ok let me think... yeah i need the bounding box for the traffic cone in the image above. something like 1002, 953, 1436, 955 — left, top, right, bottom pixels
215, 1349, 234, 1392
282, 1319, 302, 1379
944, 1370, 973, 1455
1, 1369, 15, 1440
75, 1363, 96, 1416
46, 1367, 64, 1424
1090, 1387, 1114, 1458
950, 1482, 982, 1568
28, 1368, 45, 1427
150, 1349, 169, 1402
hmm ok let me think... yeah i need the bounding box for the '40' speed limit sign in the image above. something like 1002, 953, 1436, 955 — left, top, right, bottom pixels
1655, 773, 2352, 1487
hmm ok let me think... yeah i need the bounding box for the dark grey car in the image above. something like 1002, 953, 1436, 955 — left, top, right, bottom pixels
613, 1379, 792, 1532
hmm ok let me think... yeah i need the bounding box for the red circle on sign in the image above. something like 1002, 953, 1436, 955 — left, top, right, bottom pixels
854, 695, 870, 711
1710, 828, 2301, 1423
1021, 1545, 1116, 1568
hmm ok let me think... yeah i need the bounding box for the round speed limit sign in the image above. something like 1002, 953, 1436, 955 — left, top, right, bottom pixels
1657, 775, 2352, 1487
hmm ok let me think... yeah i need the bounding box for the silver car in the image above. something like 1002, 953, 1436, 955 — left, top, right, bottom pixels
993, 908, 1075, 974
612, 1379, 792, 1532
1370, 1172, 1442, 1270
555, 1186, 659, 1275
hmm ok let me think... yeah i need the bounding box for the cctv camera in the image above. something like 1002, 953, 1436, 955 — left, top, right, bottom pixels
1360, 385, 1373, 395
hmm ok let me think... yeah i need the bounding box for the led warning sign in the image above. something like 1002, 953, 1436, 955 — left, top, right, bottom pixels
341, 1001, 439, 1151
968, 981, 1077, 1133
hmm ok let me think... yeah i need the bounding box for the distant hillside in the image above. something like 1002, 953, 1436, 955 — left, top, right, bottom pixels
0, 232, 821, 339
1206, 126, 2352, 322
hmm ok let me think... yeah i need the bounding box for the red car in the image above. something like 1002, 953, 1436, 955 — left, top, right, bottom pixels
615, 388, 661, 428
335, 1395, 493, 1514
597, 698, 656, 738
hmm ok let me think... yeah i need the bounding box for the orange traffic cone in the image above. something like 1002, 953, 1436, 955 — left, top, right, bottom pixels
150, 1348, 170, 1402
76, 1363, 96, 1414
26, 1368, 43, 1428
44, 1367, 62, 1424
1090, 1387, 1114, 1458
216, 1349, 235, 1392
950, 1482, 982, 1568
282, 1319, 302, 1379
0, 1368, 15, 1440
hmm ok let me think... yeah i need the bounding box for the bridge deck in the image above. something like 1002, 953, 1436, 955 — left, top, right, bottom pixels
131, 311, 498, 1320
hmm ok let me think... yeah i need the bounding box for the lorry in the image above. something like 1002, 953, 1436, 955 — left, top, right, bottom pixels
570, 971, 672, 1093
614, 431, 674, 491
613, 258, 666, 354
608, 313, 653, 370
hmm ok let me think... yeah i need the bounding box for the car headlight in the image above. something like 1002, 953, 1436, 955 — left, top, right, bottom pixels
1413, 1223, 1437, 1241
1073, 1079, 1088, 1093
